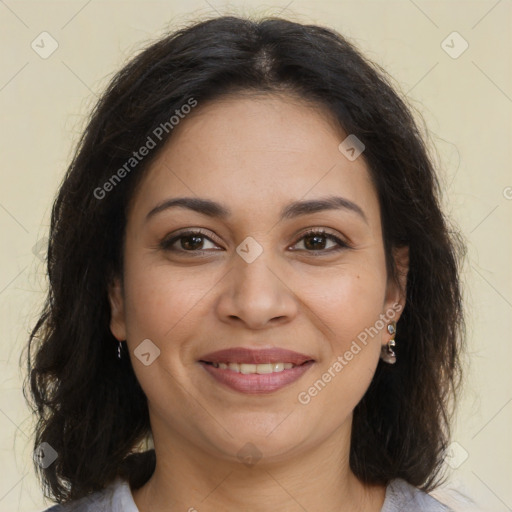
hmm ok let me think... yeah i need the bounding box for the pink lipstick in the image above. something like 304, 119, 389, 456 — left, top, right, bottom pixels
198, 347, 315, 394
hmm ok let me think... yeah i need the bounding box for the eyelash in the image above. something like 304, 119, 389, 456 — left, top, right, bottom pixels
159, 228, 350, 256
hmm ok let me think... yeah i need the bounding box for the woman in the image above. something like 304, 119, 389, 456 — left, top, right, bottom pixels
26, 14, 466, 512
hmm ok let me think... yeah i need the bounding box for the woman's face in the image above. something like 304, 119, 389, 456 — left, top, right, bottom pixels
109, 93, 407, 465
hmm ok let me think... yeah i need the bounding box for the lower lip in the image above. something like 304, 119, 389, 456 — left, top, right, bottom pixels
199, 361, 315, 394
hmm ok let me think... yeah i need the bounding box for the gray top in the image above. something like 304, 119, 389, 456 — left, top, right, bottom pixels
42, 476, 453, 511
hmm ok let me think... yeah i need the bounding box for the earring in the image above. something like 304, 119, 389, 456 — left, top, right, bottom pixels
117, 340, 123, 360
381, 321, 397, 364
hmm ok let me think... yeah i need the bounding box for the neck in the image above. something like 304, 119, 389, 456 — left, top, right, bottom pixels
132, 416, 386, 512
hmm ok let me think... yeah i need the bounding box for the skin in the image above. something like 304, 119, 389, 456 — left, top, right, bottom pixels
108, 92, 409, 512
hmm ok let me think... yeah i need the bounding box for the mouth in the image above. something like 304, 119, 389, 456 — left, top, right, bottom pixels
199, 360, 312, 374
198, 347, 315, 394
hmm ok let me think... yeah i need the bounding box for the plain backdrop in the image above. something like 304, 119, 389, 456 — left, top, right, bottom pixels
0, 1, 511, 511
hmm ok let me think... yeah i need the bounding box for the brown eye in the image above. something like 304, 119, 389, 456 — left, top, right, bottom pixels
159, 228, 349, 256
160, 230, 220, 253
292, 230, 349, 254
177, 234, 206, 251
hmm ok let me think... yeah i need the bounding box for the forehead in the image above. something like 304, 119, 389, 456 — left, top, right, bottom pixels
128, 93, 380, 229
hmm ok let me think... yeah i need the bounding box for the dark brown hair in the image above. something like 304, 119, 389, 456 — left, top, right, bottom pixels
23, 14, 466, 504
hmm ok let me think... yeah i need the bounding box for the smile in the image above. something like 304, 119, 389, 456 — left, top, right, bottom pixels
204, 361, 301, 373
199, 359, 315, 394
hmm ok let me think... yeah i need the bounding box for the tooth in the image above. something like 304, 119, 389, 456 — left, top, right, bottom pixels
239, 363, 257, 374
212, 362, 297, 373
228, 362, 240, 372
256, 363, 274, 374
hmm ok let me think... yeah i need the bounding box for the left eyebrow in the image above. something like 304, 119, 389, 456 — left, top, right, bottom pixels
145, 195, 368, 225
280, 196, 368, 224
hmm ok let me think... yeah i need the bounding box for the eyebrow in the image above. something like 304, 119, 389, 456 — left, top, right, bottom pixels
145, 195, 368, 224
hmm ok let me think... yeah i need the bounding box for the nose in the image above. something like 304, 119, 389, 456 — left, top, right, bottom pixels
214, 249, 298, 330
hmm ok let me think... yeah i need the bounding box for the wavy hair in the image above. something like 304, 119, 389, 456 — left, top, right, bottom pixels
23, 14, 466, 504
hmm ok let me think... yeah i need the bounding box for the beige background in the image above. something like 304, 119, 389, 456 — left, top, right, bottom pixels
1, 1, 511, 511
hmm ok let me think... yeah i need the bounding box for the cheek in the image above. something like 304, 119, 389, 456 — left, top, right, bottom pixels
305, 258, 388, 345
120, 261, 204, 405
297, 270, 386, 427
122, 258, 196, 342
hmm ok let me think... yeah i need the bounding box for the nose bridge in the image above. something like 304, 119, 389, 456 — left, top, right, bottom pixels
232, 240, 281, 302
216, 237, 296, 327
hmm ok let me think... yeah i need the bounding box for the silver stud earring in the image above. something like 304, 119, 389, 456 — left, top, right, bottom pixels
381, 321, 397, 364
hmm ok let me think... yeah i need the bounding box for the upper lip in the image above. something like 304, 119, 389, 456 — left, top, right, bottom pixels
199, 347, 315, 365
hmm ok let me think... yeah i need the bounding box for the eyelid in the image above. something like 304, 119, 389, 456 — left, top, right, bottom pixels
159, 227, 221, 250
289, 228, 351, 252
292, 227, 350, 244
159, 227, 351, 254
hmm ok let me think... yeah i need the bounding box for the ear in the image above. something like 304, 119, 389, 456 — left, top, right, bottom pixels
384, 245, 409, 319
107, 275, 127, 341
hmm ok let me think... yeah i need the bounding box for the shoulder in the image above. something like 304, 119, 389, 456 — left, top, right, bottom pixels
39, 478, 138, 512
381, 478, 454, 512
